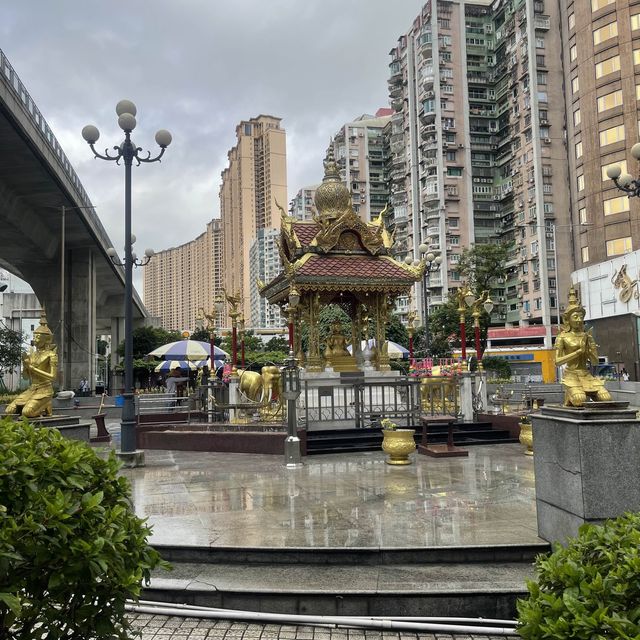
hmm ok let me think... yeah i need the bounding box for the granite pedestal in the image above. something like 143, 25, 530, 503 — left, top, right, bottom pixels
532, 403, 640, 544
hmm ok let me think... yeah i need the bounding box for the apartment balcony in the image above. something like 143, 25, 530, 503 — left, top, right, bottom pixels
423, 190, 440, 202
391, 99, 404, 112
389, 85, 404, 99
391, 169, 406, 183
427, 225, 440, 236
391, 153, 406, 168
534, 16, 550, 30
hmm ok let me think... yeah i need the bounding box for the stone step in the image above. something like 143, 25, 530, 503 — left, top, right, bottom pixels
144, 548, 545, 618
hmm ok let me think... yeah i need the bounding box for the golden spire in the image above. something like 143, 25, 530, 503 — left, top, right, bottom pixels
313, 140, 351, 222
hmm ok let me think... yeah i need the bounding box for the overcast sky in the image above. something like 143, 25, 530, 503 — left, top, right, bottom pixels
1, 1, 422, 274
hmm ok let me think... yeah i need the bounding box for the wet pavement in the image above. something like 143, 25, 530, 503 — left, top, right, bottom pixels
114, 443, 540, 549
94, 426, 540, 637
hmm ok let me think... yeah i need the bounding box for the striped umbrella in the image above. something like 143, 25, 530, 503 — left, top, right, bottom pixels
148, 339, 228, 361
196, 358, 226, 372
154, 360, 199, 373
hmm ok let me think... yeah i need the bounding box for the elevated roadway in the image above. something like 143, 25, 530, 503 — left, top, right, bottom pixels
0, 48, 147, 389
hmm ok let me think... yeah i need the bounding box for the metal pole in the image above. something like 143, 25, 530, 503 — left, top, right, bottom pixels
121, 133, 136, 454
60, 205, 65, 390
553, 224, 560, 328
284, 394, 301, 466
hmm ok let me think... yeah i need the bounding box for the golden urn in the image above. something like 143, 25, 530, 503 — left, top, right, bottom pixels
519, 418, 533, 456
381, 420, 416, 465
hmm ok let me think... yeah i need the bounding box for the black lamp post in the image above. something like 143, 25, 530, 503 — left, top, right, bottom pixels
281, 349, 302, 467
406, 244, 442, 356
82, 100, 171, 462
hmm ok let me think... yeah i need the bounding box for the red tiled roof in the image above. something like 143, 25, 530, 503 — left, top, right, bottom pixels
292, 222, 319, 245
296, 255, 416, 282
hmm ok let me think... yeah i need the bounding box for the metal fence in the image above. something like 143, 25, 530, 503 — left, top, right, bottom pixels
300, 376, 461, 430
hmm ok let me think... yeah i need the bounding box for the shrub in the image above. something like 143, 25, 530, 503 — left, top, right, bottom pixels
517, 512, 640, 639
481, 356, 511, 379
0, 418, 167, 639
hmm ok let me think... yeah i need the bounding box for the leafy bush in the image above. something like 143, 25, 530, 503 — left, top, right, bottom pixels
0, 418, 167, 639
517, 512, 640, 639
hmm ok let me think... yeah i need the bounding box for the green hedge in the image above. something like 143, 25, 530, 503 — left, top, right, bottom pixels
0, 418, 167, 638
517, 512, 640, 638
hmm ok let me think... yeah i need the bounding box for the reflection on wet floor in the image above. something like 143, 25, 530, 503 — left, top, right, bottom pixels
119, 444, 540, 548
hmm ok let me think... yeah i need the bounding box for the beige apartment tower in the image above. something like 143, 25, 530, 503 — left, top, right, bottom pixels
562, 0, 640, 268
220, 115, 287, 324
143, 219, 223, 332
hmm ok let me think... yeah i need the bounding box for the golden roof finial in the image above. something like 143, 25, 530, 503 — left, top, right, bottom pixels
34, 306, 53, 336
314, 139, 351, 222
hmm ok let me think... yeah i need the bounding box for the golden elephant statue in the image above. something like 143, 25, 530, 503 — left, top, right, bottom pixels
238, 366, 282, 404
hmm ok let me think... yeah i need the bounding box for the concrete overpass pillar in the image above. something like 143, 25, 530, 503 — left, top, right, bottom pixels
66, 248, 97, 391
109, 315, 124, 395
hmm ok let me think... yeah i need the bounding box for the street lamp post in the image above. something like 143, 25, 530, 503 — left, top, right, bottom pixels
287, 287, 300, 350
464, 288, 494, 368
405, 245, 441, 357
281, 349, 302, 467
607, 144, 640, 197
82, 100, 171, 463
239, 315, 246, 369
456, 286, 468, 361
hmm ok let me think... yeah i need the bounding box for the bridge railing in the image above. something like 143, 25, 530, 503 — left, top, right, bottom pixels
0, 48, 93, 210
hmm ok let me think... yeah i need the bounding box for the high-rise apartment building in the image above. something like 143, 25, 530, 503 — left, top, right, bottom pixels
562, 0, 640, 268
248, 228, 284, 329
388, 0, 569, 346
220, 115, 287, 324
143, 219, 223, 331
333, 112, 393, 222
289, 185, 319, 221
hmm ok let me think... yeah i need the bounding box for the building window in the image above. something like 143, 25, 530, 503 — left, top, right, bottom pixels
572, 76, 580, 94
575, 141, 583, 159
599, 124, 625, 147
577, 174, 585, 191
570, 45, 577, 62
582, 246, 589, 262
632, 14, 640, 30
447, 167, 462, 176
635, 49, 640, 66
593, 22, 618, 46
579, 207, 587, 224
602, 160, 627, 181
535, 37, 545, 48
574, 108, 581, 126
606, 237, 632, 256
569, 13, 575, 30
446, 150, 456, 161
592, 0, 615, 9
604, 196, 630, 215
597, 89, 623, 112
595, 55, 620, 78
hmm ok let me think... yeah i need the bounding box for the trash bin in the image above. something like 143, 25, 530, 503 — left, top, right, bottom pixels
95, 382, 105, 395
115, 395, 124, 407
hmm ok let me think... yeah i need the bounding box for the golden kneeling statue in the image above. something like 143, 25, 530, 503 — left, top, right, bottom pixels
324, 319, 357, 372
555, 288, 612, 407
5, 309, 58, 418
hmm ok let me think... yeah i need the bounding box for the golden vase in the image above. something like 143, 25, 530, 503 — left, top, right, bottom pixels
382, 429, 416, 465
519, 420, 533, 456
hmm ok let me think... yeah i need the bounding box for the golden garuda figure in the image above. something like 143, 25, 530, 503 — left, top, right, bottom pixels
555, 287, 612, 407
5, 308, 58, 418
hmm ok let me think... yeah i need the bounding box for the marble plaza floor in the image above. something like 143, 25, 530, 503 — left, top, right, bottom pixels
117, 443, 541, 549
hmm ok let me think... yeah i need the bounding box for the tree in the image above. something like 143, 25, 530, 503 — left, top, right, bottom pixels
458, 242, 510, 294
386, 314, 409, 348
190, 327, 222, 346
116, 326, 182, 360
0, 324, 23, 378
265, 335, 289, 352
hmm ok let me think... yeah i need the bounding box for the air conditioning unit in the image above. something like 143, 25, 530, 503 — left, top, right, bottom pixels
498, 296, 506, 302
493, 195, 501, 200
458, 143, 464, 148
358, 132, 364, 137
543, 138, 551, 144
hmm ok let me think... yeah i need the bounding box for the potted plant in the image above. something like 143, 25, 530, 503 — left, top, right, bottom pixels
518, 414, 533, 456
380, 418, 416, 465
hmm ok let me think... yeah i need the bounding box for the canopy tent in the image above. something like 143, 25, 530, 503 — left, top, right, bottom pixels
148, 339, 228, 361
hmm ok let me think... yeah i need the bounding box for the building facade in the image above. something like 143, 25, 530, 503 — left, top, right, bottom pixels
388, 0, 570, 347
248, 228, 284, 329
562, 0, 640, 270
333, 111, 393, 222
220, 115, 287, 324
289, 185, 319, 221
143, 218, 223, 332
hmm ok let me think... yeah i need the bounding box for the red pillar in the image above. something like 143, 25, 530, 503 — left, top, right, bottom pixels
288, 320, 294, 349
409, 334, 414, 361
241, 334, 246, 368
460, 317, 467, 360
209, 331, 216, 371
474, 323, 482, 362
232, 325, 238, 371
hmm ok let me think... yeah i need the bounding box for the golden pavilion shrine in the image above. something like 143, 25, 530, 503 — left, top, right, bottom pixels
259, 147, 423, 373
